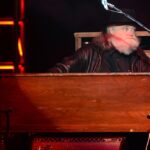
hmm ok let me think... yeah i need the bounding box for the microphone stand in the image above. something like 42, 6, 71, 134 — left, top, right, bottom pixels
107, 3, 150, 32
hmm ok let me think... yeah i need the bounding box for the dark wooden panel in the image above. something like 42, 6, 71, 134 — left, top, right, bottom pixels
0, 73, 150, 132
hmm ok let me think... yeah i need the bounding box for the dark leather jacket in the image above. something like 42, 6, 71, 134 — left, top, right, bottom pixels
49, 44, 150, 73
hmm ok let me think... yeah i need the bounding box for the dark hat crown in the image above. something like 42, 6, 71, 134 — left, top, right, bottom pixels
106, 9, 137, 27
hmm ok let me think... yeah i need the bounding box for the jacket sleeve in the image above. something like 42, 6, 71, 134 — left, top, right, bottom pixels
48, 46, 91, 73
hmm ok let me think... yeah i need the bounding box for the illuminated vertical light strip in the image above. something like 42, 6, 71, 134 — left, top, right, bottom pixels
18, 38, 23, 57
19, 21, 25, 47
18, 0, 25, 72
20, 0, 25, 19
19, 0, 25, 48
18, 37, 25, 73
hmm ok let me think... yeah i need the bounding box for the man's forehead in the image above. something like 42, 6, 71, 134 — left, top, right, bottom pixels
113, 25, 136, 29
109, 25, 136, 30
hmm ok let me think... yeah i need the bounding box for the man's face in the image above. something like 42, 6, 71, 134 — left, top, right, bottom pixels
111, 25, 136, 34
107, 25, 140, 55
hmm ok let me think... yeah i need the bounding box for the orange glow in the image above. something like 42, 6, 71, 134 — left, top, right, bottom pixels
18, 38, 23, 57
0, 65, 14, 70
0, 21, 14, 25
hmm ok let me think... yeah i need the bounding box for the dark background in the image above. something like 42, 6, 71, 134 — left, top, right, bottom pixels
24, 0, 150, 72
0, 2, 149, 149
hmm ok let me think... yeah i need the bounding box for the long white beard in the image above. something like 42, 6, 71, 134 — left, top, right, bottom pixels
110, 35, 140, 55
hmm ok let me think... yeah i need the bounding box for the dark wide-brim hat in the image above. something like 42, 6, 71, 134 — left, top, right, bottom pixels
106, 9, 137, 27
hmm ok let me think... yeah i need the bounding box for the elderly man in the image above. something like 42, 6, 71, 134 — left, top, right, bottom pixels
49, 9, 150, 73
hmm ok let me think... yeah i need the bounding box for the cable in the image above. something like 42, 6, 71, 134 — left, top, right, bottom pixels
145, 133, 150, 150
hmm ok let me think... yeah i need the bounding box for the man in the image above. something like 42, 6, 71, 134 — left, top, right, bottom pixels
49, 9, 150, 73
49, 9, 150, 149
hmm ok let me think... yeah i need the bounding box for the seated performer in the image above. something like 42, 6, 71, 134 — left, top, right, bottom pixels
49, 9, 150, 73
49, 9, 150, 150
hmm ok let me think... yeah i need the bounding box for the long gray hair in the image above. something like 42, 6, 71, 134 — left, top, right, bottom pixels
92, 32, 112, 50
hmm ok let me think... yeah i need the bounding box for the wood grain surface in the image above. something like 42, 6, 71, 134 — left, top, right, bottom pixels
0, 73, 150, 132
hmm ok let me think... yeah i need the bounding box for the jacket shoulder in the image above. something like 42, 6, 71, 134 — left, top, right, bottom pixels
76, 43, 103, 54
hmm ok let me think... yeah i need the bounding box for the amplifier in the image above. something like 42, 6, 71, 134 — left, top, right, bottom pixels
31, 136, 125, 150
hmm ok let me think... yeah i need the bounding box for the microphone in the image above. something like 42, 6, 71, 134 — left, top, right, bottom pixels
101, 0, 108, 10
100, 0, 150, 32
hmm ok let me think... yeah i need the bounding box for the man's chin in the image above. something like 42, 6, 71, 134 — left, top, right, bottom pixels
116, 46, 137, 55
119, 50, 133, 55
